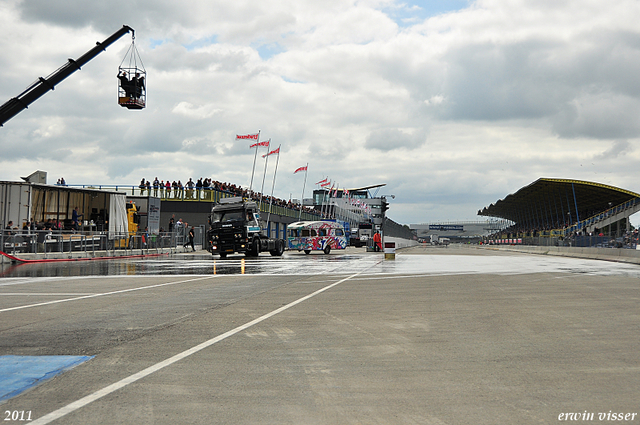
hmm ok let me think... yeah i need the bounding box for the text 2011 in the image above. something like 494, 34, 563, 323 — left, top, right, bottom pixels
3, 411, 32, 421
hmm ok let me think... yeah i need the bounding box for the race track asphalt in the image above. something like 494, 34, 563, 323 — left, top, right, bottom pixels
0, 245, 638, 424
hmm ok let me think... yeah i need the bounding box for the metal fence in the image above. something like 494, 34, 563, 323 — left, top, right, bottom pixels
1, 229, 186, 257
67, 185, 322, 221
484, 234, 638, 249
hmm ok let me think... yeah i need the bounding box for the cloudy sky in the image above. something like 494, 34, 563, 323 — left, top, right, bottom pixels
2, 0, 640, 225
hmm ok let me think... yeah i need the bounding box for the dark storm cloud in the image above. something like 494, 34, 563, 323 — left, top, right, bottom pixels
19, 0, 130, 29
365, 128, 426, 151
594, 140, 632, 160
434, 29, 640, 140
550, 94, 640, 139
440, 39, 570, 121
17, 0, 180, 34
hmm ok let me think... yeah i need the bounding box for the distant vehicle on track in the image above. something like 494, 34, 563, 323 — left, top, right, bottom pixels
287, 220, 348, 254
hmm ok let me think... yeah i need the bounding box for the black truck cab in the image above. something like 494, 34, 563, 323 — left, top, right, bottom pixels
206, 197, 284, 258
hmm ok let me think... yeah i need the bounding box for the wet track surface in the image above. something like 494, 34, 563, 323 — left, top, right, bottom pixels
3, 247, 640, 278
0, 252, 381, 278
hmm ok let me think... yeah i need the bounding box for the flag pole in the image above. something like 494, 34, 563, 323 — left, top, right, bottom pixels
248, 129, 261, 197
298, 163, 308, 222
266, 144, 281, 227
320, 181, 327, 218
259, 138, 271, 211
316, 176, 323, 215
320, 180, 331, 218
332, 182, 338, 219
325, 181, 332, 218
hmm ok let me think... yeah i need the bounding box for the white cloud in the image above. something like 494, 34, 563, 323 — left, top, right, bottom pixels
172, 102, 223, 119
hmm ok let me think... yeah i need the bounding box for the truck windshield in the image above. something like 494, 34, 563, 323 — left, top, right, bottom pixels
212, 211, 243, 222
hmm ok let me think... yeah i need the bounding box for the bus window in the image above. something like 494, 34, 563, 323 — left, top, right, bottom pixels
289, 229, 298, 238
301, 229, 310, 237
310, 230, 317, 236
318, 228, 327, 237
335, 229, 344, 236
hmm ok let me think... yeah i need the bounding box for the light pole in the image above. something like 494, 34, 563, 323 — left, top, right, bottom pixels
567, 211, 571, 247
608, 202, 613, 239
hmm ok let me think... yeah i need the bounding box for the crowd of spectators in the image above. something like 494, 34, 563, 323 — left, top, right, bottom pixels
137, 176, 321, 217
3, 218, 71, 234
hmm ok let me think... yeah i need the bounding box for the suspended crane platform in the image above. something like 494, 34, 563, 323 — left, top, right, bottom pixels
0, 24, 145, 127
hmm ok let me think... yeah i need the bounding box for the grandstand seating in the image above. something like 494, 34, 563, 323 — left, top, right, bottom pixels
566, 197, 640, 235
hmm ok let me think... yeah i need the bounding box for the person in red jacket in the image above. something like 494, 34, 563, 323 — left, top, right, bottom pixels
373, 231, 382, 252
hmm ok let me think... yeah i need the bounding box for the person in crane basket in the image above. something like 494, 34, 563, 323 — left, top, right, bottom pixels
133, 72, 145, 99
118, 71, 134, 97
117, 37, 146, 108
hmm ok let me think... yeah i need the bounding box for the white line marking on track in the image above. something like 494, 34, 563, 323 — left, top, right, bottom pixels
29, 265, 376, 425
0, 276, 214, 313
0, 277, 70, 287
0, 293, 97, 296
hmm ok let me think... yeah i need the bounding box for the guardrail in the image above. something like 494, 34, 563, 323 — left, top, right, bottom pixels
1, 229, 179, 257
482, 235, 638, 249
64, 184, 322, 221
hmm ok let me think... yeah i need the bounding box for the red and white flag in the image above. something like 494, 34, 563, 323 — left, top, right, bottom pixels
321, 181, 331, 187
316, 178, 328, 185
250, 141, 270, 148
294, 166, 307, 174
236, 133, 259, 140
262, 146, 280, 158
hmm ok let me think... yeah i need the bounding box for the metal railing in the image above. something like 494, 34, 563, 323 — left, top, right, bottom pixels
564, 197, 640, 235
64, 184, 322, 221
1, 229, 181, 257
483, 234, 639, 249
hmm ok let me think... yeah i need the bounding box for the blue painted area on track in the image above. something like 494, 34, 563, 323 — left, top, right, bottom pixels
0, 355, 93, 401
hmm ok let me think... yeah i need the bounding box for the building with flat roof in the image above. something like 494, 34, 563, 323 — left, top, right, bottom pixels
411, 221, 504, 243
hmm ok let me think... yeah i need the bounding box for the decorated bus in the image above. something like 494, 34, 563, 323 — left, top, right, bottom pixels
287, 221, 348, 254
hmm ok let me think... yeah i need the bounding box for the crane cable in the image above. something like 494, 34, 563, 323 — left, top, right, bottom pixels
119, 34, 146, 72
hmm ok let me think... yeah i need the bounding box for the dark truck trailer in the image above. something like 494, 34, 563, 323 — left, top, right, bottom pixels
206, 197, 284, 258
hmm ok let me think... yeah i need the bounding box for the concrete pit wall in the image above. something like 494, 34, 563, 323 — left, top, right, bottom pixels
479, 244, 640, 265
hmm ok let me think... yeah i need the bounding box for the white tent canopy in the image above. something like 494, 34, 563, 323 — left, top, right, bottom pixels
109, 193, 128, 235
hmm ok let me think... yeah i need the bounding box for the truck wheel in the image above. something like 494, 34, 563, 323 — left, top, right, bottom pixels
219, 252, 227, 259
252, 237, 261, 256
304, 250, 311, 255
270, 239, 284, 256
323, 245, 331, 255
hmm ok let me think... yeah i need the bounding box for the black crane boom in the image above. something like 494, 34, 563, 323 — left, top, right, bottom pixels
0, 25, 134, 127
